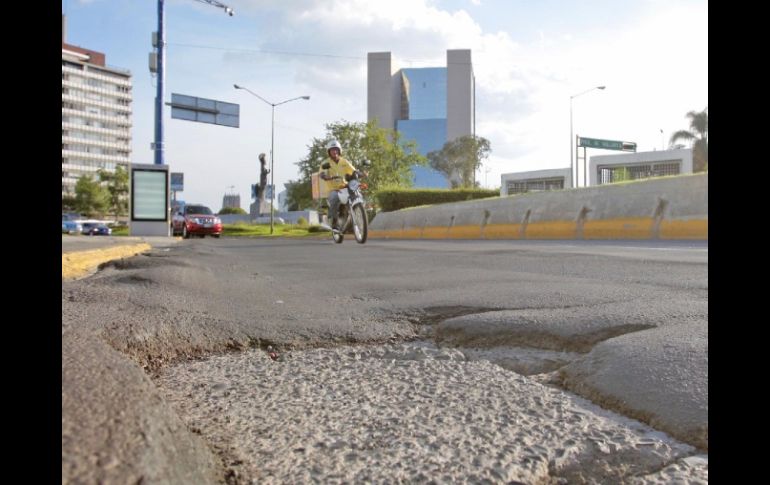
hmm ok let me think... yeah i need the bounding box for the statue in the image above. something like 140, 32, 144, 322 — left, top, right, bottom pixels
258, 153, 270, 215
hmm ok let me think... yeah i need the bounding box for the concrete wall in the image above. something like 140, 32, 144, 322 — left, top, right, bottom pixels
589, 148, 693, 186
446, 49, 474, 141
277, 211, 319, 225
370, 173, 707, 240
217, 214, 251, 224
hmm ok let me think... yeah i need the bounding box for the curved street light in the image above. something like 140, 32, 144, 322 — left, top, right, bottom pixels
570, 85, 605, 187
234, 84, 310, 234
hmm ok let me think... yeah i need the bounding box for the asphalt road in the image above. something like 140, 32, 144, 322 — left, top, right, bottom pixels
62, 237, 707, 483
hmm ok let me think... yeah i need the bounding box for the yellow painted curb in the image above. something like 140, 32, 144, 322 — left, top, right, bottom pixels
62, 243, 152, 280
370, 217, 708, 240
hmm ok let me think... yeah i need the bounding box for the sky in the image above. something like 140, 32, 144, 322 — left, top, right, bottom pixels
62, 0, 708, 211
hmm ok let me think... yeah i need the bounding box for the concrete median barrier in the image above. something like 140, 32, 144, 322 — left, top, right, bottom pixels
370, 173, 707, 240
62, 243, 152, 280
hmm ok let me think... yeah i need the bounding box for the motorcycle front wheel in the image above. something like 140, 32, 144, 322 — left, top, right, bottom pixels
352, 204, 368, 244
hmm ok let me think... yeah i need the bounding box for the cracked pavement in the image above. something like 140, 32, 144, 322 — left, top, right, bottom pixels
62, 238, 707, 483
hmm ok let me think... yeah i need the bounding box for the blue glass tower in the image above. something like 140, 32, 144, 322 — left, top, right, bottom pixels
398, 68, 450, 188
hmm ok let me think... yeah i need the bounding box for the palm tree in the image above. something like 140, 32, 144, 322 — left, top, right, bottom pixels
670, 108, 708, 172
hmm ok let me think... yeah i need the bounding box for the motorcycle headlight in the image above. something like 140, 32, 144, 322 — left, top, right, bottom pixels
348, 179, 360, 191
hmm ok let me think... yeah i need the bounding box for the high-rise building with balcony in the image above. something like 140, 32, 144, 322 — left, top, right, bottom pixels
222, 194, 241, 210
61, 15, 132, 198
368, 49, 474, 187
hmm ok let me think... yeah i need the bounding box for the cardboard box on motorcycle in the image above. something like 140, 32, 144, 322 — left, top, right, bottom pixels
311, 172, 332, 199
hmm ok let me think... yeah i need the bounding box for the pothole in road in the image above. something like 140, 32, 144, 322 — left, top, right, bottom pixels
460, 345, 581, 376
99, 252, 191, 271
394, 305, 654, 372
154, 341, 706, 485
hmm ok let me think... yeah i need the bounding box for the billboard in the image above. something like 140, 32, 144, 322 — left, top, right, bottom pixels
131, 168, 168, 221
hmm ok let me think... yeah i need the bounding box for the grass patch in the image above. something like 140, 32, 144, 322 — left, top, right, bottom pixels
222, 222, 326, 238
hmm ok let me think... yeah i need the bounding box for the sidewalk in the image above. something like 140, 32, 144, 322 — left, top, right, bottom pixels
62, 235, 181, 280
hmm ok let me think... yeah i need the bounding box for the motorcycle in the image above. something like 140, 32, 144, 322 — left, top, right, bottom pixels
321, 161, 369, 244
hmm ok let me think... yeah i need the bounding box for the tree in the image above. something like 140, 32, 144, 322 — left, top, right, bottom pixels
98, 165, 129, 221
218, 207, 247, 215
670, 108, 708, 172
74, 174, 108, 217
427, 135, 491, 188
286, 119, 426, 210
62, 195, 78, 213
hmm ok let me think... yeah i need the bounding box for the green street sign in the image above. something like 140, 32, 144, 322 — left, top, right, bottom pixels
578, 137, 637, 152
579, 137, 621, 150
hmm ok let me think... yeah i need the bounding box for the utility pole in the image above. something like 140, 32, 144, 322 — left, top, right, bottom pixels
151, 0, 233, 165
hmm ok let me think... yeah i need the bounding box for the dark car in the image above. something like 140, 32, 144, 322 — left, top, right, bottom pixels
81, 222, 112, 236
171, 204, 223, 238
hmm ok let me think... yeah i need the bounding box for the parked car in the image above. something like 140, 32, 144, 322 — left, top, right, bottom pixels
62, 221, 83, 234
172, 204, 223, 238
81, 222, 112, 236
62, 213, 83, 234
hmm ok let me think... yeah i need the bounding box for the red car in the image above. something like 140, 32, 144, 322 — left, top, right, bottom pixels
172, 204, 222, 238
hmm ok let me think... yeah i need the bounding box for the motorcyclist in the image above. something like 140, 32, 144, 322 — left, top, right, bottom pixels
320, 139, 357, 230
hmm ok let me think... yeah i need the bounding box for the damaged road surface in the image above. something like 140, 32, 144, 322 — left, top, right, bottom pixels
62, 238, 708, 484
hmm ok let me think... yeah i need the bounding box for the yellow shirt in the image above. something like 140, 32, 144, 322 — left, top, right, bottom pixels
323, 157, 356, 191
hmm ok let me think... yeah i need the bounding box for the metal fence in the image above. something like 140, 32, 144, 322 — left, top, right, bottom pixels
506, 177, 565, 195
597, 161, 681, 185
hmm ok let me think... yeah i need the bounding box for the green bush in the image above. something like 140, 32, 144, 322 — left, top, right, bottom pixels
375, 187, 499, 212
219, 207, 247, 215
296, 216, 308, 227
307, 225, 324, 233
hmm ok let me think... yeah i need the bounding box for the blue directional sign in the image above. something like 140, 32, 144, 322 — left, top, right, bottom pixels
170, 172, 184, 191
168, 93, 240, 128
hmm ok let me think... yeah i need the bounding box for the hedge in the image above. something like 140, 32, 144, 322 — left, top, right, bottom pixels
375, 188, 499, 212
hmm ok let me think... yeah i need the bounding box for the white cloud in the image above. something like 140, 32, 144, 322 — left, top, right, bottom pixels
132, 0, 707, 206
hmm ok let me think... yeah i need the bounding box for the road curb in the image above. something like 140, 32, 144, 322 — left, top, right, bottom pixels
62, 243, 152, 280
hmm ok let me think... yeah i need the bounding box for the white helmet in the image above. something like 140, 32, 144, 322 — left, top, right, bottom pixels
326, 139, 342, 155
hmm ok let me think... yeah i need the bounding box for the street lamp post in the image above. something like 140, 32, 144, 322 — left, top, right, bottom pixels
570, 85, 605, 187
234, 84, 309, 234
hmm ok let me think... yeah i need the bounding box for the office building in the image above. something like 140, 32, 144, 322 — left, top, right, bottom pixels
368, 50, 474, 187
222, 194, 241, 210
